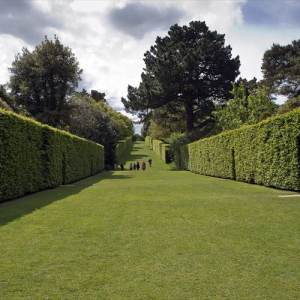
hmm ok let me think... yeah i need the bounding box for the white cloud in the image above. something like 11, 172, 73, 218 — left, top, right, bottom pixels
0, 35, 31, 83
227, 24, 300, 81
0, 0, 299, 133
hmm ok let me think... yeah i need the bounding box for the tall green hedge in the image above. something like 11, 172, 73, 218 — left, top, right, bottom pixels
0, 109, 104, 202
182, 133, 234, 179
146, 137, 170, 163
145, 136, 153, 149
181, 108, 300, 191
115, 136, 133, 162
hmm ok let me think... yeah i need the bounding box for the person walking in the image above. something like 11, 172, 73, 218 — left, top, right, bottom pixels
136, 162, 140, 171
148, 158, 152, 167
120, 163, 124, 171
129, 163, 133, 170
142, 161, 146, 171
133, 163, 136, 170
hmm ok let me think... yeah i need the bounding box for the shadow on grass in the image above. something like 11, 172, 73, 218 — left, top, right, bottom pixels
117, 149, 151, 165
0, 171, 132, 228
119, 154, 148, 163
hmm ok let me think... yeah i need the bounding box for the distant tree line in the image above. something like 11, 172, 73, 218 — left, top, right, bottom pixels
0, 36, 134, 165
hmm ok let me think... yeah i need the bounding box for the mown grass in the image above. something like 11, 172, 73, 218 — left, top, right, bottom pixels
0, 141, 300, 299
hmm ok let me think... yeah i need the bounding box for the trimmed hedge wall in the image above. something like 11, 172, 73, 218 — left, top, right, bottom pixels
145, 136, 153, 149
181, 108, 300, 191
146, 137, 171, 163
115, 136, 133, 162
0, 109, 104, 202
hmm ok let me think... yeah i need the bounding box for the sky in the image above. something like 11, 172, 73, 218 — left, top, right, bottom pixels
0, 0, 300, 133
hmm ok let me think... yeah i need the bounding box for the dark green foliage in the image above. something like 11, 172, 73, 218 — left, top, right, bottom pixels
91, 90, 106, 102
166, 133, 189, 169
277, 96, 300, 115
0, 85, 14, 109
141, 116, 151, 138
67, 94, 117, 165
122, 21, 240, 133
9, 36, 82, 127
132, 134, 144, 141
181, 108, 300, 191
0, 109, 104, 202
262, 40, 300, 99
66, 93, 134, 165
0, 98, 12, 111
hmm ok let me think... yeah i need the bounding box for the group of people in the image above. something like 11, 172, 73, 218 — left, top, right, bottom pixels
114, 158, 152, 171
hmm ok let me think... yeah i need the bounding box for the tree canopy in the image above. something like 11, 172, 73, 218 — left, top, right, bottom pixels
122, 21, 240, 133
262, 40, 300, 99
277, 96, 300, 115
9, 35, 82, 127
67, 93, 134, 164
214, 82, 277, 131
2, 36, 134, 165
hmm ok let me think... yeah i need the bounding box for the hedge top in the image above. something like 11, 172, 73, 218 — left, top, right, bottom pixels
189, 107, 300, 146
0, 108, 104, 149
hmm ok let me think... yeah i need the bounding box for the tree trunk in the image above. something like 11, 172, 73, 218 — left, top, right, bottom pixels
185, 104, 194, 133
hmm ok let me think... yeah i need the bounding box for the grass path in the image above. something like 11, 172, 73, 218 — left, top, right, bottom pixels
1, 142, 300, 299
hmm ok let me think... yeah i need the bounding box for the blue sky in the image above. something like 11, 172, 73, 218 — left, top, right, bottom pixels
0, 0, 299, 133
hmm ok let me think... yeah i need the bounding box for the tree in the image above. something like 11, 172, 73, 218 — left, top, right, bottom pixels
0, 83, 31, 116
9, 35, 82, 127
234, 77, 259, 97
262, 40, 300, 99
0, 97, 13, 111
141, 117, 151, 138
0, 84, 14, 108
67, 93, 134, 165
145, 104, 186, 139
277, 96, 300, 115
122, 21, 240, 133
107, 109, 134, 140
67, 94, 117, 165
91, 90, 106, 102
215, 82, 277, 131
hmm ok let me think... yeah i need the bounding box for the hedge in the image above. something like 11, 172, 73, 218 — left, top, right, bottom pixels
0, 109, 104, 202
181, 108, 300, 191
115, 136, 133, 162
145, 136, 153, 150
146, 137, 171, 163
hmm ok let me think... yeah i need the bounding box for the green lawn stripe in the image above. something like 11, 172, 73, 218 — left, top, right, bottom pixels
0, 142, 299, 299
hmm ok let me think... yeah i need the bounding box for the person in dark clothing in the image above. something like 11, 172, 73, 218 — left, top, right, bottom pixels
136, 162, 140, 171
142, 162, 146, 170
120, 163, 124, 171
148, 158, 152, 167
133, 163, 136, 170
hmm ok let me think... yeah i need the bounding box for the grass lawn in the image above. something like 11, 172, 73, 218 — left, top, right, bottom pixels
1, 141, 300, 299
